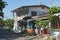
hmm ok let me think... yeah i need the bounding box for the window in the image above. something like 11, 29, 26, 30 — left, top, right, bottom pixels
41, 7, 44, 9
37, 11, 46, 16
31, 11, 37, 16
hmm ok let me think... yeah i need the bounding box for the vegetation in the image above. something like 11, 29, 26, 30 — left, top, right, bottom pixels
5, 19, 14, 31
40, 20, 48, 29
48, 7, 60, 22
49, 7, 60, 15
0, 0, 7, 18
46, 36, 55, 40
34, 20, 48, 34
48, 7, 60, 28
0, 0, 7, 26
35, 20, 40, 28
34, 20, 41, 34
0, 18, 5, 26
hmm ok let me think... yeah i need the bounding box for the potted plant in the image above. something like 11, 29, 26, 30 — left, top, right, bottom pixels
40, 20, 48, 34
35, 20, 41, 34
27, 27, 34, 35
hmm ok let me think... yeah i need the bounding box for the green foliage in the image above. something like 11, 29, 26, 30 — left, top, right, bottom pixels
0, 0, 7, 10
41, 20, 48, 25
0, 12, 4, 17
0, 18, 2, 23
46, 36, 55, 40
5, 19, 14, 30
48, 15, 55, 22
40, 20, 48, 28
0, 0, 7, 18
49, 7, 60, 15
35, 20, 40, 27
48, 7, 60, 22
35, 20, 48, 28
5, 19, 14, 27
0, 18, 5, 26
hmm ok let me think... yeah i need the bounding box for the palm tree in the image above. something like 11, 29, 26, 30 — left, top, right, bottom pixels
48, 7, 60, 29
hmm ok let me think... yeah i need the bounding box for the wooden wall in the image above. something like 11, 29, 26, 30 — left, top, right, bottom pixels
52, 16, 60, 29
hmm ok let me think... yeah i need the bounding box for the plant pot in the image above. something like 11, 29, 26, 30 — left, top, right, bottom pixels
27, 29, 33, 35
41, 29, 47, 34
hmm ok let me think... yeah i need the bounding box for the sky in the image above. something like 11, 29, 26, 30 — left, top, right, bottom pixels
3, 0, 60, 19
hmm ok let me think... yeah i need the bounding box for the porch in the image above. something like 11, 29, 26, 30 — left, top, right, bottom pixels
13, 13, 60, 33
17, 14, 49, 31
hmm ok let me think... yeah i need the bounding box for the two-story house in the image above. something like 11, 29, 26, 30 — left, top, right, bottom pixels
11, 5, 49, 32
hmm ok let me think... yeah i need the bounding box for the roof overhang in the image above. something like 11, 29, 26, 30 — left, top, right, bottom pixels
11, 5, 49, 12
54, 13, 60, 16
27, 14, 49, 21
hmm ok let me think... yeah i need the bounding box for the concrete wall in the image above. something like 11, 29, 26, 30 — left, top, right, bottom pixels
28, 7, 49, 16
14, 7, 49, 21
13, 6, 49, 32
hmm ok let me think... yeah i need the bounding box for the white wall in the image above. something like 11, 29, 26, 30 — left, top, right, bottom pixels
14, 15, 27, 21
14, 7, 49, 21
13, 6, 49, 32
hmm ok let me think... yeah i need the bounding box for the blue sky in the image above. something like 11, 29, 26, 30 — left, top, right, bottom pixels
3, 0, 60, 19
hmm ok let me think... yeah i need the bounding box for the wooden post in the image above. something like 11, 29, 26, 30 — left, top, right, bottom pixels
56, 16, 60, 29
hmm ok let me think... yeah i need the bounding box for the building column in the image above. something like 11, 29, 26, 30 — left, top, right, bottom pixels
27, 10, 31, 16
49, 22, 51, 28
12, 12, 18, 32
12, 12, 15, 31
13, 20, 18, 31
12, 12, 14, 20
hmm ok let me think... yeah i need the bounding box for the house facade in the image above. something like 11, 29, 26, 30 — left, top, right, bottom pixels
11, 5, 50, 32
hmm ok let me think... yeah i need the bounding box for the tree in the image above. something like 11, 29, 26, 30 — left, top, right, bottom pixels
5, 19, 14, 31
0, 0, 7, 26
0, 18, 5, 26
49, 7, 60, 15
0, 0, 7, 18
48, 7, 60, 28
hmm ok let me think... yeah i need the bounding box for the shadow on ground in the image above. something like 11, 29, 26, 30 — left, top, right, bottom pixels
0, 29, 25, 40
